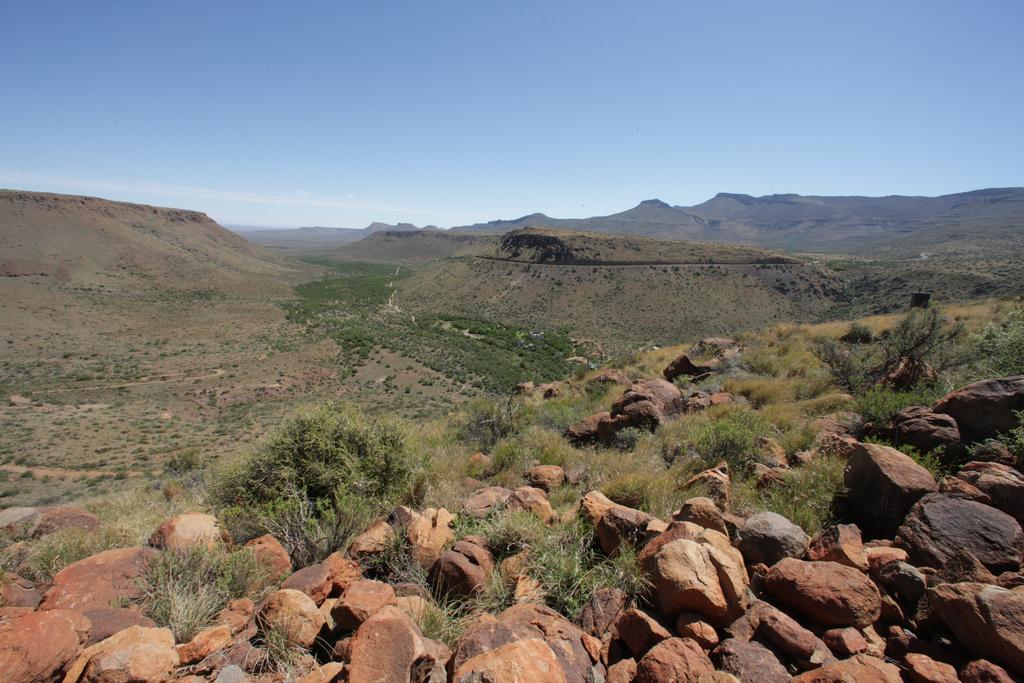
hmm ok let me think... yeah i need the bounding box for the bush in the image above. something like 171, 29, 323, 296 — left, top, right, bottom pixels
733, 456, 845, 534
22, 526, 136, 582
139, 545, 271, 642
209, 402, 417, 509
853, 386, 942, 425
688, 410, 771, 470
999, 411, 1024, 467
975, 310, 1024, 376
841, 322, 874, 344
455, 396, 524, 452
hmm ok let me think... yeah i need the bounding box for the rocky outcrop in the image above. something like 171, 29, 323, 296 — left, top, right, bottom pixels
762, 559, 881, 628
65, 625, 180, 683
149, 512, 226, 551
932, 376, 1024, 442
842, 441, 937, 538
928, 582, 1024, 676
257, 589, 326, 648
430, 539, 495, 597
39, 546, 157, 611
736, 511, 809, 566
0, 609, 90, 682
884, 405, 962, 454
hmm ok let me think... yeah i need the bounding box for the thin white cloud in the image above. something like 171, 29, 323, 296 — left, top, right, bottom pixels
0, 169, 455, 218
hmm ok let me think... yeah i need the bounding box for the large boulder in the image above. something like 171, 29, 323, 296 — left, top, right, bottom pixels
614, 378, 683, 415
0, 609, 90, 682
462, 486, 514, 518
148, 512, 226, 551
565, 412, 613, 446
673, 497, 727, 536
634, 637, 715, 683
64, 625, 179, 683
452, 637, 568, 683
736, 511, 809, 566
81, 608, 158, 646
526, 465, 566, 492
0, 572, 42, 608
430, 539, 495, 597
895, 493, 1024, 572
928, 582, 1024, 676
885, 405, 962, 454
507, 486, 557, 523
31, 506, 101, 538
957, 462, 1024, 524
639, 523, 748, 622
616, 607, 672, 658
39, 546, 157, 611
575, 586, 629, 638
762, 559, 881, 628
257, 588, 326, 648
790, 654, 901, 682
932, 376, 1024, 442
281, 551, 360, 605
663, 354, 717, 382
842, 441, 937, 538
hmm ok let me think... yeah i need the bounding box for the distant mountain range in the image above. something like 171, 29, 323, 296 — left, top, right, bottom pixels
236, 187, 1024, 255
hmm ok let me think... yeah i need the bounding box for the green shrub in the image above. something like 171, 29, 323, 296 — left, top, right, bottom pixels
975, 310, 1024, 376
456, 510, 547, 558
139, 546, 271, 642
733, 455, 845, 534
455, 397, 525, 452
612, 427, 645, 452
853, 386, 941, 425
22, 526, 136, 582
209, 402, 417, 509
841, 322, 874, 344
688, 410, 771, 470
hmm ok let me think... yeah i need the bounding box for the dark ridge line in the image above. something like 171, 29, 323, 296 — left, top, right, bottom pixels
471, 256, 799, 267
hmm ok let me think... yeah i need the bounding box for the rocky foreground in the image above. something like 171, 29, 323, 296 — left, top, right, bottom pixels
1, 373, 1023, 682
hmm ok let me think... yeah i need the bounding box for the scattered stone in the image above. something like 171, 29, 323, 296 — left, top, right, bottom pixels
0, 572, 41, 608
617, 607, 672, 657
736, 511, 809, 566
682, 465, 731, 508
822, 627, 868, 656
673, 497, 727, 535
0, 506, 41, 535
452, 637, 567, 683
895, 493, 1024, 572
843, 441, 937, 538
806, 524, 869, 571
462, 486, 514, 518
331, 579, 398, 633
960, 659, 1016, 683
606, 657, 638, 683
639, 523, 748, 622
82, 607, 158, 646
576, 586, 629, 638
598, 504, 656, 555
590, 368, 633, 387
939, 475, 992, 503
31, 506, 100, 538
506, 486, 557, 523
762, 559, 881, 628
0, 608, 90, 682
885, 405, 962, 454
713, 638, 790, 683
927, 582, 1024, 676
579, 489, 618, 526
258, 588, 326, 648
297, 662, 345, 683
526, 465, 566, 492
430, 539, 495, 597
957, 461, 1024, 524
347, 606, 436, 683
674, 612, 719, 650
756, 606, 833, 667
754, 436, 789, 468
634, 637, 715, 683
149, 512, 226, 551
176, 623, 233, 665
216, 597, 255, 634
244, 534, 292, 581
789, 653, 901, 682
932, 376, 1024, 442
65, 625, 179, 683
347, 518, 395, 560
664, 354, 717, 382
40, 546, 157, 610
565, 411, 613, 446
904, 652, 959, 683
406, 507, 455, 570
875, 561, 926, 604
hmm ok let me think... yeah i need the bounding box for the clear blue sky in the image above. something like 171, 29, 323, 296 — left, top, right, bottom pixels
2, 1, 1021, 228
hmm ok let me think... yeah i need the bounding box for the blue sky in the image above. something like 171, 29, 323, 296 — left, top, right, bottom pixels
2, 1, 1021, 228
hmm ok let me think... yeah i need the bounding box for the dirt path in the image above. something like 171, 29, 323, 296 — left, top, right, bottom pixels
39, 368, 226, 393
0, 464, 140, 480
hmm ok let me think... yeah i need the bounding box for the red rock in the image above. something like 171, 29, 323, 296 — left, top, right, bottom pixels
65, 625, 179, 683
606, 657, 637, 683
0, 608, 89, 682
282, 552, 360, 604
31, 506, 100, 538
885, 405, 962, 454
244, 534, 292, 581
565, 412, 613, 446
790, 654, 901, 682
664, 354, 717, 381
895, 493, 1024, 572
462, 486, 513, 518
406, 507, 455, 570
713, 638, 790, 683
176, 623, 232, 664
927, 582, 1024, 676
348, 606, 440, 683
215, 597, 255, 633
806, 524, 869, 572
331, 579, 397, 632
843, 441, 937, 538
526, 465, 566, 492
575, 586, 629, 638
498, 603, 598, 681
904, 652, 958, 683
39, 546, 157, 611
347, 518, 394, 561
432, 540, 495, 598
616, 607, 672, 657
960, 659, 1016, 683
507, 486, 557, 523
932, 376, 1024, 442
957, 461, 1024, 524
822, 627, 868, 656
452, 637, 567, 683
674, 612, 719, 650
756, 607, 833, 667
634, 637, 714, 683
682, 465, 730, 508
590, 368, 633, 388
673, 497, 727, 535
81, 607, 157, 646
258, 588, 326, 648
939, 475, 992, 502
762, 559, 881, 628
148, 512, 226, 551
597, 504, 656, 556
579, 490, 618, 526
0, 572, 41, 608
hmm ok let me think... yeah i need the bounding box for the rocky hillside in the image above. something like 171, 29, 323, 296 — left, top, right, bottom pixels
2, 302, 1023, 682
